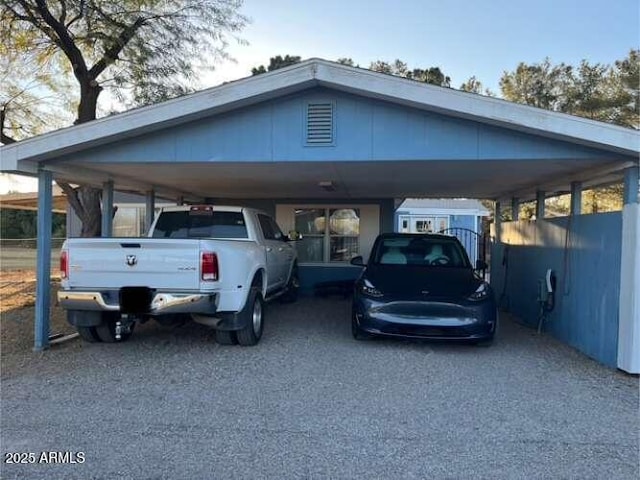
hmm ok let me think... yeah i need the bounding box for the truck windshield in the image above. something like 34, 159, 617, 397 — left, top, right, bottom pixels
152, 211, 248, 239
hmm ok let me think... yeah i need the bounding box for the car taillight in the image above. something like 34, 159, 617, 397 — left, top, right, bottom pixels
201, 252, 218, 281
60, 250, 69, 279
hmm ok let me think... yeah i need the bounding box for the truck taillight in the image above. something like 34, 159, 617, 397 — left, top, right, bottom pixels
201, 252, 218, 281
60, 250, 69, 279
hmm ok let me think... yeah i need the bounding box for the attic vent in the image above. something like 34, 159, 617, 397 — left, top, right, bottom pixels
306, 102, 334, 145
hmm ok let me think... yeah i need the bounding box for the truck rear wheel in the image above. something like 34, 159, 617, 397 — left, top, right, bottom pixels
280, 266, 299, 304
76, 326, 102, 343
215, 330, 237, 345
95, 313, 135, 343
236, 287, 264, 346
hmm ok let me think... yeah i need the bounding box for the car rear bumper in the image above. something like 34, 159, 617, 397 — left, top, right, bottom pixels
353, 297, 497, 340
57, 290, 218, 316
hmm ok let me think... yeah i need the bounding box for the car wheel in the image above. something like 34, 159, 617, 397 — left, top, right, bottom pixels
236, 288, 264, 346
215, 330, 237, 345
280, 267, 299, 304
351, 310, 369, 341
95, 313, 135, 343
76, 326, 102, 343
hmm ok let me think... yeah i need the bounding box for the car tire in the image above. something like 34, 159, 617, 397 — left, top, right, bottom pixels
236, 288, 264, 346
95, 313, 135, 343
215, 330, 237, 345
76, 326, 102, 343
351, 310, 369, 341
280, 267, 299, 304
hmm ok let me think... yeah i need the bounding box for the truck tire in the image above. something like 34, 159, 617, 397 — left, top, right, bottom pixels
280, 266, 299, 304
236, 287, 264, 346
77, 326, 102, 343
95, 313, 135, 343
215, 330, 237, 345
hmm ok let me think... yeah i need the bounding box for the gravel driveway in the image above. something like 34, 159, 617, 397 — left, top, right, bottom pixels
1, 297, 638, 479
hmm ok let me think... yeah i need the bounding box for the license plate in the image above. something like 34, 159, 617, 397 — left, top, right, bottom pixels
119, 287, 154, 314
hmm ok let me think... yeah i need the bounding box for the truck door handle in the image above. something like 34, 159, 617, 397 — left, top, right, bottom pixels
278, 247, 284, 252
266, 247, 272, 252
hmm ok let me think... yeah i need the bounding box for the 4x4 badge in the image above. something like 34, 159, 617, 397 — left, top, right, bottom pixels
126, 255, 137, 266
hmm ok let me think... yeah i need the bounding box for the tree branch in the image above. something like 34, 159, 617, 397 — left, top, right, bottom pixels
88, 16, 146, 78
31, 0, 90, 80
64, 0, 86, 28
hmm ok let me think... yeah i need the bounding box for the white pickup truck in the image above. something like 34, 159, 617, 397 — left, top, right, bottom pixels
57, 206, 299, 346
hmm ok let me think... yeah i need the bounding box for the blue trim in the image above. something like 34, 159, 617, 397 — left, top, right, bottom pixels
570, 182, 582, 215
102, 181, 114, 237
623, 166, 639, 205
35, 168, 53, 351
145, 190, 155, 233
536, 190, 545, 219
511, 198, 519, 221
298, 264, 362, 294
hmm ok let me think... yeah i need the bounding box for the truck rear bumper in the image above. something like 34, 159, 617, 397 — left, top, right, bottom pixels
57, 290, 218, 316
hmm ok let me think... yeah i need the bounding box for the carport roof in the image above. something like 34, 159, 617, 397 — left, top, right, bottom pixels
1, 58, 638, 201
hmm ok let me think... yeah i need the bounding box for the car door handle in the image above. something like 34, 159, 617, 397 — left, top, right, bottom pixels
278, 247, 284, 252
266, 247, 272, 252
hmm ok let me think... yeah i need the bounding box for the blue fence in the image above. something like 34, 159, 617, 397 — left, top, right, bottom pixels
491, 213, 622, 367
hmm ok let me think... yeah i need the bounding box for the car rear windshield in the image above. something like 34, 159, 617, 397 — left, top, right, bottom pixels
152, 211, 248, 239
372, 236, 471, 268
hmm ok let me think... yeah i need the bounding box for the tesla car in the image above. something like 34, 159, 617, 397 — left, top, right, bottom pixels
350, 233, 497, 344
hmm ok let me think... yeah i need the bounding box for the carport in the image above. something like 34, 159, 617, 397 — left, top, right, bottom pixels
0, 59, 638, 371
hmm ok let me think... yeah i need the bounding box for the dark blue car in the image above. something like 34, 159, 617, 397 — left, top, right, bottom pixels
351, 233, 497, 345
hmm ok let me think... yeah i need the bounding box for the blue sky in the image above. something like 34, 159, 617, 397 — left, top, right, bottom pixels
2, 0, 638, 193
207, 0, 639, 92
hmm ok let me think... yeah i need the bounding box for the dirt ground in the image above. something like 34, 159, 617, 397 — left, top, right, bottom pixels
0, 270, 73, 359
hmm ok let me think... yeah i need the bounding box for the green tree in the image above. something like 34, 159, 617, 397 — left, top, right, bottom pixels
336, 57, 356, 67
612, 49, 639, 128
251, 55, 301, 75
499, 51, 638, 129
0, 208, 66, 238
1, 0, 248, 236
500, 58, 572, 110
459, 76, 483, 94
369, 59, 451, 87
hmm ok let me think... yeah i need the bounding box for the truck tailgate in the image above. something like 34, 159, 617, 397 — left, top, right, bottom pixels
64, 238, 204, 291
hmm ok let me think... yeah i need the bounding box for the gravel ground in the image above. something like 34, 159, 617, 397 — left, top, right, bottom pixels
1, 292, 638, 479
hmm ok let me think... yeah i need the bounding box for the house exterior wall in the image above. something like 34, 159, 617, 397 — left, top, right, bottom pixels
490, 213, 622, 367
63, 88, 615, 166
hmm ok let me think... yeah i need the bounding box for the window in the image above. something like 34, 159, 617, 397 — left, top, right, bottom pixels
258, 214, 276, 240
152, 211, 248, 239
294, 208, 360, 263
413, 216, 449, 233
329, 208, 359, 262
258, 214, 285, 241
294, 209, 325, 262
